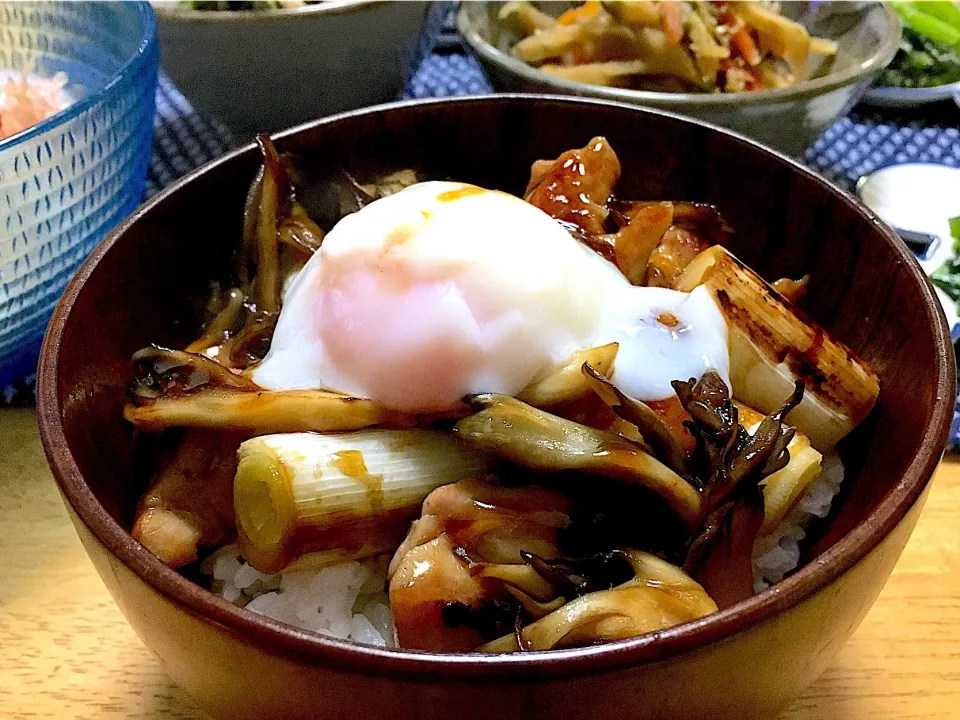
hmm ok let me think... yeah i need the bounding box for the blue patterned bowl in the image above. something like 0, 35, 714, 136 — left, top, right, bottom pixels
0, 1, 159, 387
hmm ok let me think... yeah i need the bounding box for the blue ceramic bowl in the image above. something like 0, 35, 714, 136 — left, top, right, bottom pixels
0, 1, 159, 387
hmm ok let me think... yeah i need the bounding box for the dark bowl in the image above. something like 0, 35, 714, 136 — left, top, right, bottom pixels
37, 96, 954, 720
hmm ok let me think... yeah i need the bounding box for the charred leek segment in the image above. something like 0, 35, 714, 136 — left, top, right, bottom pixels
234, 430, 491, 573
737, 404, 823, 534
517, 343, 618, 408
453, 394, 703, 532
675, 246, 879, 450
479, 551, 717, 653
124, 388, 414, 434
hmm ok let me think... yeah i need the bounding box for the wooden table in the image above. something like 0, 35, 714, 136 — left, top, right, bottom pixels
1, 407, 958, 719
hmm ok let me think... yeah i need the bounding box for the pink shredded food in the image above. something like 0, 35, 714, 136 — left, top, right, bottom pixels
0, 69, 71, 141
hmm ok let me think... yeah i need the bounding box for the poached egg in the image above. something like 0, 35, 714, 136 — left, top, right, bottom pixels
254, 181, 729, 412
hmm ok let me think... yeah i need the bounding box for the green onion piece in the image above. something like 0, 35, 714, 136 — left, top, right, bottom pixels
892, 2, 960, 48
931, 258, 960, 302
914, 1, 960, 32
949, 215, 960, 242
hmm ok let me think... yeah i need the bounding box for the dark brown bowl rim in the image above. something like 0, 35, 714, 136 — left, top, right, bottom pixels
37, 94, 955, 681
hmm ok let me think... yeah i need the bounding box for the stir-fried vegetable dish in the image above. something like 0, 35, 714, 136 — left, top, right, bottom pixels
500, 1, 837, 93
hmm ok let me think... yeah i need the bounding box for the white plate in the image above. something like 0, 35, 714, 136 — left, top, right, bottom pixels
862, 79, 960, 107
856, 163, 960, 322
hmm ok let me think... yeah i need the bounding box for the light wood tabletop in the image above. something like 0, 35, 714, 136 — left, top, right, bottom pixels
1, 406, 958, 719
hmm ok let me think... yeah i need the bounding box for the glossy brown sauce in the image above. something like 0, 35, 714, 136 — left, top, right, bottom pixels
295, 508, 412, 555
657, 311, 680, 329
647, 395, 696, 454
331, 450, 384, 508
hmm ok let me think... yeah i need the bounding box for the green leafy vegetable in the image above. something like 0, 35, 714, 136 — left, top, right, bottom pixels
880, 28, 960, 88
916, 1, 960, 31
930, 216, 960, 302
892, 2, 960, 46
880, 3, 960, 88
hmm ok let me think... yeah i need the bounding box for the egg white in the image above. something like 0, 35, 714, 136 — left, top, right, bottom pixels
254, 181, 729, 412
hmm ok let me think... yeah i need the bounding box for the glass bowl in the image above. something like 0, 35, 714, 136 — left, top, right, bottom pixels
458, 1, 901, 156
0, 1, 159, 387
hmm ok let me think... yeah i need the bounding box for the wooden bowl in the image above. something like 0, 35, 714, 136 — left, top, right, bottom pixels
37, 96, 954, 720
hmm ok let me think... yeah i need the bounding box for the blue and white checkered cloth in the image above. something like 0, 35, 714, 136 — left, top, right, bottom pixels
5, 30, 959, 450
148, 74, 235, 195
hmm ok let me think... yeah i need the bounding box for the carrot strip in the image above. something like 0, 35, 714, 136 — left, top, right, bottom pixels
557, 1, 601, 26
659, 1, 684, 45
731, 27, 761, 66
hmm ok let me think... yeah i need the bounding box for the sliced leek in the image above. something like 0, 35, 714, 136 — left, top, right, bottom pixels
737, 404, 823, 534
235, 430, 491, 573
675, 246, 879, 450
517, 343, 618, 408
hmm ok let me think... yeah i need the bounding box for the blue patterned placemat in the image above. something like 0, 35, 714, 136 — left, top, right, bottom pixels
5, 28, 960, 451
148, 73, 236, 195
806, 105, 960, 189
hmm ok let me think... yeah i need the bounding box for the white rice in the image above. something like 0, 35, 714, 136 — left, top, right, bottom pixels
753, 450, 845, 591
201, 548, 397, 647
203, 451, 845, 645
